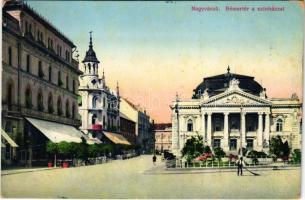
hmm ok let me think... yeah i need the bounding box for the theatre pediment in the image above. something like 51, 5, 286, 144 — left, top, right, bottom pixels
202, 90, 271, 106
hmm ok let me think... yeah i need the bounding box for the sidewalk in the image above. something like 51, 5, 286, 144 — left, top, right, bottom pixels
1, 167, 60, 176
144, 160, 301, 175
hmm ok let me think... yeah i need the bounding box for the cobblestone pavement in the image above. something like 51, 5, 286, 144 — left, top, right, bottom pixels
1, 155, 301, 199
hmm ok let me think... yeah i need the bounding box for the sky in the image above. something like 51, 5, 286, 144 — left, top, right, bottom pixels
28, 1, 304, 123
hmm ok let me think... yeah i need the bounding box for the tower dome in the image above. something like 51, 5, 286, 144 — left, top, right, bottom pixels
82, 31, 100, 75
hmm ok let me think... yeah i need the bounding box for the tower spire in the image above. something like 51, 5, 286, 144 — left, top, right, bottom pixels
116, 81, 120, 96
89, 31, 93, 48
227, 65, 230, 73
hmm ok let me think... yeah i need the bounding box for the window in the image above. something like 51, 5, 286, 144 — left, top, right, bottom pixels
48, 66, 52, 82
276, 119, 283, 132
92, 114, 97, 125
7, 82, 13, 110
37, 90, 44, 111
214, 118, 221, 131
213, 139, 221, 148
8, 47, 12, 66
72, 103, 75, 119
58, 71, 62, 86
246, 139, 254, 150
92, 96, 98, 108
66, 76, 69, 90
65, 100, 70, 118
187, 119, 193, 132
230, 139, 237, 150
48, 93, 54, 113
25, 86, 32, 108
25, 21, 28, 33
38, 61, 44, 78
26, 55, 30, 72
57, 96, 62, 116
72, 80, 75, 93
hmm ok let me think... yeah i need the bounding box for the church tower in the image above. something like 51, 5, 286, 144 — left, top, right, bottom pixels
79, 32, 120, 139
82, 31, 100, 76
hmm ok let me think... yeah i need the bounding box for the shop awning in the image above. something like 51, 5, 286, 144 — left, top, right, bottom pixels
26, 117, 97, 144
1, 129, 18, 147
103, 131, 131, 145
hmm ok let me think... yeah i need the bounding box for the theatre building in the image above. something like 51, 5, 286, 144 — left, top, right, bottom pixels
2, 1, 82, 166
171, 67, 302, 157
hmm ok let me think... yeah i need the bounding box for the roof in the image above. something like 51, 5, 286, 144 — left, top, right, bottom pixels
193, 66, 263, 99
154, 123, 172, 130
26, 117, 97, 144
120, 112, 135, 122
82, 33, 100, 63
103, 131, 131, 145
3, 1, 75, 47
1, 129, 18, 147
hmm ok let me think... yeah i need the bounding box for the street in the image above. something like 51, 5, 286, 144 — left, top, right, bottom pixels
1, 155, 301, 199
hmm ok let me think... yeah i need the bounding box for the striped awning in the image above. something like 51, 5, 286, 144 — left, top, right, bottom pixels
103, 131, 131, 145
1, 129, 18, 147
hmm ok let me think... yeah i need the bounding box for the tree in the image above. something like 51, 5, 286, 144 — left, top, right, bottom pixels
270, 136, 290, 160
88, 144, 99, 158
291, 149, 301, 163
270, 135, 283, 159
46, 141, 58, 167
204, 146, 211, 153
58, 141, 72, 159
213, 147, 225, 161
181, 135, 205, 159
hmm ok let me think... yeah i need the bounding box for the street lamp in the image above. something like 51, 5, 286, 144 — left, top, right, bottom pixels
239, 100, 245, 158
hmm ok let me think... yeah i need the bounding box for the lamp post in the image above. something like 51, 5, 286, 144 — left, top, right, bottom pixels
239, 100, 245, 158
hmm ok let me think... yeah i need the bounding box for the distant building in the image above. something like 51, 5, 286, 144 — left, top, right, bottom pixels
154, 123, 172, 152
120, 98, 154, 152
171, 67, 302, 157
2, 1, 82, 166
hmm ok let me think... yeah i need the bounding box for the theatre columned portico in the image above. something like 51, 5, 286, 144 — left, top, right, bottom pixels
171, 68, 302, 157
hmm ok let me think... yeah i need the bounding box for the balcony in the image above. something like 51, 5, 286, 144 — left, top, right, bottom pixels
2, 104, 81, 127
92, 124, 103, 131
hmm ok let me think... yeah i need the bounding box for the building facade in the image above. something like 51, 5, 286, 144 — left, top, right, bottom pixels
2, 1, 82, 166
154, 123, 172, 153
120, 113, 136, 144
120, 98, 154, 152
78, 33, 120, 140
171, 67, 302, 157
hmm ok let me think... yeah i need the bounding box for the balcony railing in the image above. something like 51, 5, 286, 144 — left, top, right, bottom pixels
2, 104, 81, 126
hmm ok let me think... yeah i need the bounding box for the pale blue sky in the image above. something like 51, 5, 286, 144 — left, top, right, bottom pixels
27, 1, 304, 122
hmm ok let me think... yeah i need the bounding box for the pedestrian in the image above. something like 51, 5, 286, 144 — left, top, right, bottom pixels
236, 157, 245, 176
153, 154, 157, 165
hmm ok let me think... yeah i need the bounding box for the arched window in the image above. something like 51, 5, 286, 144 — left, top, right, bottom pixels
92, 96, 98, 108
48, 93, 54, 113
276, 119, 283, 132
72, 80, 75, 93
26, 55, 31, 72
187, 119, 193, 132
25, 86, 32, 108
88, 63, 91, 73
72, 103, 75, 119
58, 71, 62, 86
48, 66, 52, 82
65, 99, 70, 118
8, 47, 12, 66
92, 114, 97, 125
7, 82, 14, 110
57, 96, 62, 116
37, 90, 44, 111
38, 61, 44, 78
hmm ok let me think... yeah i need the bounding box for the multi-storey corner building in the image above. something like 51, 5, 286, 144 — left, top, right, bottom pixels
78, 33, 124, 144
2, 1, 82, 166
171, 67, 302, 157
